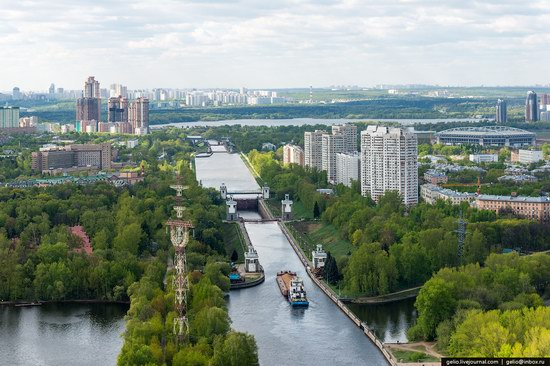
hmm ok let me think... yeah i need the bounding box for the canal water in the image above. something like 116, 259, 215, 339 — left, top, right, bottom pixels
231, 220, 388, 365
195, 149, 416, 365
0, 303, 128, 366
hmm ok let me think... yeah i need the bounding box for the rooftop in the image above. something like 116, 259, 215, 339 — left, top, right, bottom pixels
436, 126, 535, 137
477, 195, 550, 203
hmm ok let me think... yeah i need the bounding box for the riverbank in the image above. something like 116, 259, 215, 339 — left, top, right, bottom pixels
0, 299, 130, 306
277, 220, 398, 365
352, 286, 422, 304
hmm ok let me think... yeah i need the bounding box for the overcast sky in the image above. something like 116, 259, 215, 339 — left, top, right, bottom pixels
1, 0, 549, 91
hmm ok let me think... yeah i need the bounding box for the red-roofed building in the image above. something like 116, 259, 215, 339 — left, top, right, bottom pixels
70, 225, 93, 255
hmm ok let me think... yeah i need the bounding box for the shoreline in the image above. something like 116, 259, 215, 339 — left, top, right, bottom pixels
0, 299, 131, 306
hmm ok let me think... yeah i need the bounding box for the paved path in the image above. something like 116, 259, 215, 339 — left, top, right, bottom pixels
386, 341, 444, 365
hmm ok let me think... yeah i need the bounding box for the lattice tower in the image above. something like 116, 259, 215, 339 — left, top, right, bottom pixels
167, 176, 193, 342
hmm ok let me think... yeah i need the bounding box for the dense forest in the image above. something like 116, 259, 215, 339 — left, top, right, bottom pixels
20, 96, 498, 124
410, 253, 550, 356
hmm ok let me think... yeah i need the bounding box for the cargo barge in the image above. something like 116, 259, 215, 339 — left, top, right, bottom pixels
276, 271, 309, 307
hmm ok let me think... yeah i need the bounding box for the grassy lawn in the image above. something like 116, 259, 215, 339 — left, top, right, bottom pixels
266, 199, 313, 220
266, 199, 281, 217
391, 350, 439, 363
291, 201, 314, 220
289, 220, 355, 259
221, 222, 246, 264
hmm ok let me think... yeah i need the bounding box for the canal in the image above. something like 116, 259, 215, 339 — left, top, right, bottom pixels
0, 303, 128, 366
195, 147, 415, 365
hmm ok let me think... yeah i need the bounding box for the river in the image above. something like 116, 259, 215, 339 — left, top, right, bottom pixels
152, 117, 484, 129
0, 303, 128, 366
195, 147, 415, 365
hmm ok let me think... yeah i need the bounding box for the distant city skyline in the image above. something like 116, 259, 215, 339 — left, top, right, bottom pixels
1, 0, 550, 90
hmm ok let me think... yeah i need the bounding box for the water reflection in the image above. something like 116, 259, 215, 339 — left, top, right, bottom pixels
348, 298, 417, 343
0, 303, 128, 366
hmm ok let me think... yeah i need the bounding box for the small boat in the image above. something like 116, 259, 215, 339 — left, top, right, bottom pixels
229, 272, 244, 284
276, 271, 309, 307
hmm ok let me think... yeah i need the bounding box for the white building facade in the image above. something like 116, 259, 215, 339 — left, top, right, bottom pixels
518, 149, 544, 164
469, 154, 499, 163
331, 124, 357, 152
304, 130, 326, 170
322, 133, 344, 184
360, 126, 418, 205
335, 152, 360, 187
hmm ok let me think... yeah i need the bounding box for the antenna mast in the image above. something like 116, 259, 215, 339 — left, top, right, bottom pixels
166, 173, 193, 343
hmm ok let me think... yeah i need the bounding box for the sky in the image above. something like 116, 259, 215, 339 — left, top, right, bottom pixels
1, 0, 549, 91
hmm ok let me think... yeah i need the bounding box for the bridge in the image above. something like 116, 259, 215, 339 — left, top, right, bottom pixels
220, 184, 270, 212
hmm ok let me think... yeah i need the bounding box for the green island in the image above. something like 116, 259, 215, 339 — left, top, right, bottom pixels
0, 129, 259, 366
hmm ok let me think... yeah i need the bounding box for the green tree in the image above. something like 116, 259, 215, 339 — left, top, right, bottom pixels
230, 250, 238, 263
113, 222, 143, 255
211, 332, 259, 366
313, 201, 320, 218
409, 277, 458, 340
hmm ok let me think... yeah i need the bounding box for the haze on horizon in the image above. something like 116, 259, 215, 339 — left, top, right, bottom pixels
1, 0, 549, 91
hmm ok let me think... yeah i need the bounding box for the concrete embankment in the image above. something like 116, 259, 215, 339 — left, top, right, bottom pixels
257, 199, 273, 220
278, 221, 398, 366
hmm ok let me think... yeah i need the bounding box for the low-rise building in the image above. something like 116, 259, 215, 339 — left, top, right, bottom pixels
498, 175, 538, 183
420, 184, 476, 205
469, 154, 498, 163
475, 195, 550, 224
517, 149, 544, 165
31, 143, 113, 173
423, 170, 448, 184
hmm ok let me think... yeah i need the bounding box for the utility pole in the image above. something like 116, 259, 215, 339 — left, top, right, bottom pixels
166, 174, 193, 344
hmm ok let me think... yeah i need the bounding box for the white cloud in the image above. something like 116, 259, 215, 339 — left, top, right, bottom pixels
0, 0, 549, 90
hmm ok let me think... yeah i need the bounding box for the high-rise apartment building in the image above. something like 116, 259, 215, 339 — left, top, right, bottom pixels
526, 91, 538, 122
304, 130, 326, 170
322, 133, 344, 184
360, 126, 418, 206
108, 96, 129, 123
49, 83, 56, 96
84, 76, 100, 98
335, 152, 360, 187
283, 144, 305, 166
540, 94, 550, 108
109, 84, 128, 98
331, 124, 357, 152
77, 76, 102, 124
0, 107, 20, 128
12, 87, 21, 100
129, 97, 149, 135
496, 99, 507, 123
